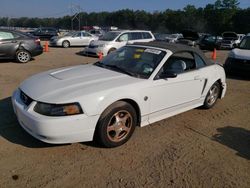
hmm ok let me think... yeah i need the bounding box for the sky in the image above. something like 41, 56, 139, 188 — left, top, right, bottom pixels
0, 0, 250, 18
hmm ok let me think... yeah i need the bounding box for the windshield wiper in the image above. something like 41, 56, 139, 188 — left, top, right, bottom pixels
104, 64, 136, 77
95, 62, 136, 77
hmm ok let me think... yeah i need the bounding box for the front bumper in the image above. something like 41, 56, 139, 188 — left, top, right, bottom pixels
224, 57, 250, 76
31, 46, 43, 57
12, 89, 99, 144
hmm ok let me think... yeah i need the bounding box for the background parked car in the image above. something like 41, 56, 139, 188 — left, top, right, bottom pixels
224, 36, 250, 77
50, 31, 98, 48
220, 32, 245, 49
27, 27, 59, 40
154, 33, 170, 41
177, 30, 200, 47
0, 29, 43, 63
83, 30, 155, 56
165, 33, 183, 43
199, 35, 223, 50
89, 29, 105, 38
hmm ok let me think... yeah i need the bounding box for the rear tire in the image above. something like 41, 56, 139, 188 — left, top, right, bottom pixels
16, 50, 31, 63
203, 82, 221, 109
95, 101, 137, 148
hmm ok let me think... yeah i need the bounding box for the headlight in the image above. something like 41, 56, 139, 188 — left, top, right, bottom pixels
34, 102, 83, 116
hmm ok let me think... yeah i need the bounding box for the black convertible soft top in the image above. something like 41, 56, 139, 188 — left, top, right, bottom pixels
132, 41, 213, 65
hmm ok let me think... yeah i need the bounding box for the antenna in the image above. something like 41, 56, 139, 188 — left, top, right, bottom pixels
70, 3, 82, 31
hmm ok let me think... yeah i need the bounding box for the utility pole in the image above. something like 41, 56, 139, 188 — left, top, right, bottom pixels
70, 3, 82, 31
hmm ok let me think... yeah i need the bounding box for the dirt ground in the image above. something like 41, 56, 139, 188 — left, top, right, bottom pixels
0, 46, 249, 188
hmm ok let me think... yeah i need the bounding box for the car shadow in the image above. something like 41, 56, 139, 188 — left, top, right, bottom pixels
75, 51, 98, 59
212, 126, 250, 160
0, 58, 35, 64
226, 74, 250, 81
0, 97, 69, 148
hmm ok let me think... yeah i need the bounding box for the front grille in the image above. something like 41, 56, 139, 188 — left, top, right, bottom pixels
20, 90, 33, 106
222, 40, 232, 44
232, 58, 250, 65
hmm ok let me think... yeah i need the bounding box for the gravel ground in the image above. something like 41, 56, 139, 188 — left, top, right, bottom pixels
0, 46, 249, 188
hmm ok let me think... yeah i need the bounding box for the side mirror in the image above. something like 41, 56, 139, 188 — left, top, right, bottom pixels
159, 71, 177, 79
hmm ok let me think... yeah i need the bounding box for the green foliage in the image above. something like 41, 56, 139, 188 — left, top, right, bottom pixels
0, 1, 248, 34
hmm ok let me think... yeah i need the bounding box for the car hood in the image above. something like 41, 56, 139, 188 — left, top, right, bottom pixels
20, 64, 142, 103
231, 48, 250, 60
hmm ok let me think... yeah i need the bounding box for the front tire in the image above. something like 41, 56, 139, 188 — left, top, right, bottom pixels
62, 40, 70, 48
95, 101, 137, 148
16, 50, 31, 63
203, 82, 221, 109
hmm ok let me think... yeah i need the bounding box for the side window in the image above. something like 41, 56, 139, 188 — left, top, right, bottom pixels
85, 32, 92, 37
142, 32, 152, 39
131, 32, 143, 40
157, 51, 196, 78
0, 31, 14, 40
118, 33, 129, 42
194, 53, 206, 68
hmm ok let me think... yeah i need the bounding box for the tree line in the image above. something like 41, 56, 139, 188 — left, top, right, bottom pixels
0, 0, 249, 35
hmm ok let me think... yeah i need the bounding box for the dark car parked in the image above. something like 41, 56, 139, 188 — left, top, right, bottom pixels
224, 36, 250, 77
199, 35, 223, 51
0, 29, 43, 63
177, 30, 200, 47
28, 27, 59, 40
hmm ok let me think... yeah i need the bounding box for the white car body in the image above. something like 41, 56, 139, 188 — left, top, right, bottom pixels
83, 30, 155, 56
12, 43, 226, 144
50, 31, 98, 47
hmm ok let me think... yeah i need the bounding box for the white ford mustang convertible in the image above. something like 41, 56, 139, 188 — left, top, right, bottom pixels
12, 42, 226, 147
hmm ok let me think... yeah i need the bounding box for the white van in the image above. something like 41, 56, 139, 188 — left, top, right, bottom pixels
84, 30, 155, 56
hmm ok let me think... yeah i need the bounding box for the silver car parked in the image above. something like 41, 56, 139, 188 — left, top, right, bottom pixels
50, 31, 98, 48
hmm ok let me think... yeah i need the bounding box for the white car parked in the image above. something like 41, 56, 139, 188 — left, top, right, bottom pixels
12, 42, 226, 147
50, 31, 98, 48
83, 30, 155, 56
224, 36, 250, 76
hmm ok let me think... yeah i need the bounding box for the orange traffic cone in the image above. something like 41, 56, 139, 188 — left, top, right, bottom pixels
98, 52, 103, 60
44, 41, 49, 52
211, 48, 217, 61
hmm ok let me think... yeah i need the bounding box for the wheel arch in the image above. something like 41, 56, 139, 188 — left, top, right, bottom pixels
96, 98, 141, 127
215, 79, 224, 99
62, 40, 70, 47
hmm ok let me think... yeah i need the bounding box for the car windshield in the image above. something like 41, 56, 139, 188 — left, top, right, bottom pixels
239, 37, 250, 50
99, 32, 121, 41
94, 46, 166, 79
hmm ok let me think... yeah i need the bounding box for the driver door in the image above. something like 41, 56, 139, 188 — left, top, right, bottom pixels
147, 51, 205, 123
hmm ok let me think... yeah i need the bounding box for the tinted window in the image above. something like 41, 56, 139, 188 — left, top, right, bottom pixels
99, 32, 121, 41
142, 32, 152, 39
0, 31, 14, 40
131, 32, 143, 40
